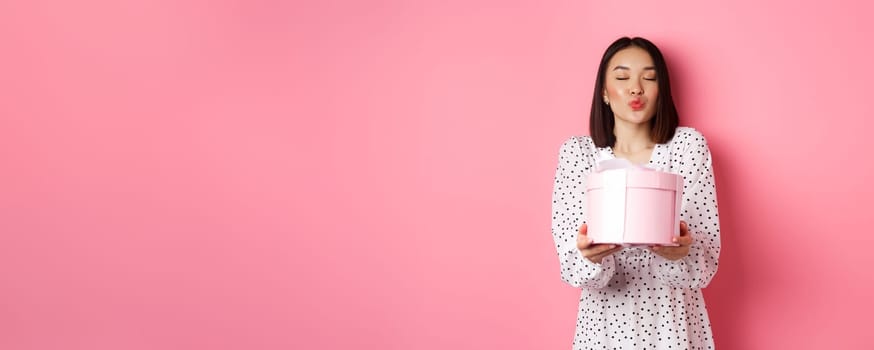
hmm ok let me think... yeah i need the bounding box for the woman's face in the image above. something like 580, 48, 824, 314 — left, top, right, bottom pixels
602, 46, 659, 126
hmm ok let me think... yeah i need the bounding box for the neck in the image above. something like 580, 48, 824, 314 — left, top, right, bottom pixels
612, 120, 654, 152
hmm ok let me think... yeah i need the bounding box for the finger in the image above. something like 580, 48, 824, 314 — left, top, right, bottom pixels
582, 243, 617, 257
590, 245, 623, 261
595, 244, 618, 254
582, 243, 615, 255
605, 245, 623, 255
577, 223, 594, 250
680, 221, 689, 236
577, 236, 591, 250
576, 225, 591, 250
652, 244, 678, 252
678, 235, 693, 246
650, 245, 679, 257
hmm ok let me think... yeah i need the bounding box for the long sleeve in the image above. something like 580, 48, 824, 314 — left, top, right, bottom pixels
652, 130, 721, 289
551, 137, 615, 289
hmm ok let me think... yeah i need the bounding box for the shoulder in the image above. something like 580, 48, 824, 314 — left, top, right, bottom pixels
672, 126, 708, 143
669, 126, 710, 151
556, 135, 600, 170
558, 135, 597, 158
669, 127, 714, 171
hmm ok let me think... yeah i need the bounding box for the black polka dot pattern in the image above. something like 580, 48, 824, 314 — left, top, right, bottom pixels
551, 127, 721, 350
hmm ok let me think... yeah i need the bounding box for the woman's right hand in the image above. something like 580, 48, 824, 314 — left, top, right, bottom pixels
577, 223, 623, 264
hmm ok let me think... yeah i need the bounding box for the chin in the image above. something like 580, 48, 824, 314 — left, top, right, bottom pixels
617, 115, 655, 125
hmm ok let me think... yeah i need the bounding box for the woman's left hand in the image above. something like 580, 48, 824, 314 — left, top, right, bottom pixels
651, 221, 692, 261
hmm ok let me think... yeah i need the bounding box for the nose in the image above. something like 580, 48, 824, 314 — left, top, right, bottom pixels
629, 85, 643, 96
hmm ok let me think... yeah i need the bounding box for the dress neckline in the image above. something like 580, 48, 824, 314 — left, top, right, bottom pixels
600, 143, 663, 168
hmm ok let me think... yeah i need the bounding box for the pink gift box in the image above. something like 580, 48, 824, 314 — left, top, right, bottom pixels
586, 159, 683, 246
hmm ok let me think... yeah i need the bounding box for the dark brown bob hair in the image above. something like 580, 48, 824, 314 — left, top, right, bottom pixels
590, 37, 679, 147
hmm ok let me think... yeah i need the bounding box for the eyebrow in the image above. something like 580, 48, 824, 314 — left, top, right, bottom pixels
612, 66, 656, 71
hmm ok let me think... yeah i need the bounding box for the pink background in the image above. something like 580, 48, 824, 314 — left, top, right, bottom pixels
2, 0, 873, 349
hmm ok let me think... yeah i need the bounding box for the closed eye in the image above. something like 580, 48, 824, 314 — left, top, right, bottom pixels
615, 77, 656, 81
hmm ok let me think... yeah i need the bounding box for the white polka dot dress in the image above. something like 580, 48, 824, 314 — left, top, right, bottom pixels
551, 127, 721, 350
